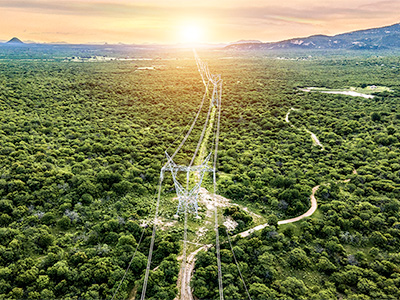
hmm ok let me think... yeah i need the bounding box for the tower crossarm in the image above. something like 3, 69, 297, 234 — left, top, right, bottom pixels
163, 152, 213, 216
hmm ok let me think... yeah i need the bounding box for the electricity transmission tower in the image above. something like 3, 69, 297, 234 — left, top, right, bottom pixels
163, 152, 212, 217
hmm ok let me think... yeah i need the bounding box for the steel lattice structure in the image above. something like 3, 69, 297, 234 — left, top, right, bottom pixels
210, 74, 222, 107
160, 52, 222, 218
163, 152, 213, 217
195, 52, 222, 108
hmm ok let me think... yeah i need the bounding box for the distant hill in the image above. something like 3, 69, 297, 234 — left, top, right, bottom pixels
230, 40, 262, 45
6, 37, 24, 44
226, 23, 400, 50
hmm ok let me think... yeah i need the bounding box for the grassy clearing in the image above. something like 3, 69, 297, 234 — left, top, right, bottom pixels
304, 85, 393, 94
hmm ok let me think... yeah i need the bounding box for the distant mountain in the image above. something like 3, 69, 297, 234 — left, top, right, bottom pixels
226, 23, 400, 50
6, 37, 24, 44
230, 40, 262, 45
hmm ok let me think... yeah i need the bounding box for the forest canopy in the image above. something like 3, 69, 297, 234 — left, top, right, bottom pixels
0, 46, 400, 299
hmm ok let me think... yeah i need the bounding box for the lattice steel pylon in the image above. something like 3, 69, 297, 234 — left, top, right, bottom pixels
194, 52, 222, 108
195, 52, 211, 87
210, 74, 222, 107
163, 152, 213, 217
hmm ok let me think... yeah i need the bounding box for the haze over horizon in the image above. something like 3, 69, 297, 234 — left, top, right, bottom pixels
1, 0, 399, 44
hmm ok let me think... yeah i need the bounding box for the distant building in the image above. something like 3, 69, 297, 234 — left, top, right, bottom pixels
136, 66, 155, 70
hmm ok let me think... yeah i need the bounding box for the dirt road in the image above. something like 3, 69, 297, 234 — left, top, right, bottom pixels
285, 107, 324, 150
237, 185, 320, 237
175, 244, 212, 300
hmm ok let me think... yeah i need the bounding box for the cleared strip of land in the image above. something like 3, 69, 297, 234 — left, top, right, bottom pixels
299, 85, 393, 99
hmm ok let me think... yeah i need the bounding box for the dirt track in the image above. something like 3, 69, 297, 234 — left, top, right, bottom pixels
238, 184, 319, 237
175, 244, 212, 300
285, 107, 324, 150
180, 184, 321, 299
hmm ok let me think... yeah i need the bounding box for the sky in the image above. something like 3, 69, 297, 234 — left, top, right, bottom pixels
0, 0, 399, 44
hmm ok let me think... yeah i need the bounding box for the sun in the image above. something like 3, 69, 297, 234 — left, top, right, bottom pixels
180, 24, 203, 44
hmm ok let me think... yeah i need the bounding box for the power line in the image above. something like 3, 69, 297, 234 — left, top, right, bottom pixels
140, 53, 209, 298
140, 173, 165, 300
189, 86, 212, 168
195, 49, 225, 300
213, 77, 224, 300
111, 229, 146, 300
140, 50, 224, 300
225, 230, 252, 300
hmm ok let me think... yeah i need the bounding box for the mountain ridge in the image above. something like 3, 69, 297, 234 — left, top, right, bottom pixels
226, 22, 400, 50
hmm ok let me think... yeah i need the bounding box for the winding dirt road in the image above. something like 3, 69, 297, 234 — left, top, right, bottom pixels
238, 184, 319, 237
179, 170, 356, 299
179, 184, 321, 299
285, 107, 324, 150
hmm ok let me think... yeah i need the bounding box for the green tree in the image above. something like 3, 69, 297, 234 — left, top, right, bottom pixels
280, 277, 307, 298
249, 283, 278, 300
288, 248, 310, 269
267, 214, 279, 227
57, 216, 71, 230
316, 257, 337, 273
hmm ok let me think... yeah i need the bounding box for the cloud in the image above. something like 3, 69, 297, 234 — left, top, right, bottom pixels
1, 0, 399, 43
1, 0, 398, 23
0, 1, 155, 17
360, 0, 400, 11
220, 5, 391, 21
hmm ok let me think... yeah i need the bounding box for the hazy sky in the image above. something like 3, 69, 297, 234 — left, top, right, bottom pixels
1, 0, 399, 44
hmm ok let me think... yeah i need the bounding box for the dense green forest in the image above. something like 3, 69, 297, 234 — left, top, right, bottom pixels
0, 48, 205, 299
0, 46, 400, 299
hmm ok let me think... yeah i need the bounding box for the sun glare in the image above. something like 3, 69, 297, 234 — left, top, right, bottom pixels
180, 24, 203, 43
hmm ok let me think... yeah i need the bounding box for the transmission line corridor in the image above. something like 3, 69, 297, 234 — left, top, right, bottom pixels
141, 50, 224, 300
111, 50, 253, 300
